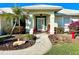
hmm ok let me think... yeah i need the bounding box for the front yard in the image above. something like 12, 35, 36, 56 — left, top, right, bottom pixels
45, 42, 79, 55
45, 34, 79, 55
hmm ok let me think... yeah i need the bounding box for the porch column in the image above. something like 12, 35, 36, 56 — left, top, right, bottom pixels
29, 14, 34, 28
50, 12, 55, 34
29, 13, 34, 34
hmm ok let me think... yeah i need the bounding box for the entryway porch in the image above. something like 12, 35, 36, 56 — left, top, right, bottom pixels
25, 12, 55, 34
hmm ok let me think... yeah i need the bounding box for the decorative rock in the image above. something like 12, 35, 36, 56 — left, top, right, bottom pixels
13, 41, 26, 46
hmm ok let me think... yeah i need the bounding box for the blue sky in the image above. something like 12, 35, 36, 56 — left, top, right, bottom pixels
0, 3, 79, 10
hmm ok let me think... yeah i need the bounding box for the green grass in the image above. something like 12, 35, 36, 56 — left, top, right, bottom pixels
15, 34, 34, 40
0, 34, 33, 42
45, 43, 79, 55
0, 35, 10, 38
0, 35, 11, 42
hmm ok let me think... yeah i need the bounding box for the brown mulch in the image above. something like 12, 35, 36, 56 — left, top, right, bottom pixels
0, 40, 35, 50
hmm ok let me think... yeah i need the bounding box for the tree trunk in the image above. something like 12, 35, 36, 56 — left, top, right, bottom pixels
19, 17, 20, 34
10, 19, 17, 36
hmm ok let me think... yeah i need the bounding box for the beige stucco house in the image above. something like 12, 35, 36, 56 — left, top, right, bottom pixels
0, 4, 79, 35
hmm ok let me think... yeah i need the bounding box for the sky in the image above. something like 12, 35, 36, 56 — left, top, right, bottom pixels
0, 3, 79, 10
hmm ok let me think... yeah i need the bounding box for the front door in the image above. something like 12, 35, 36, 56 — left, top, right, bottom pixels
36, 16, 46, 32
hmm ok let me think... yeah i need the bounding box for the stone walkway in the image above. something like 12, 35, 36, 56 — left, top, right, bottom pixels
0, 33, 52, 55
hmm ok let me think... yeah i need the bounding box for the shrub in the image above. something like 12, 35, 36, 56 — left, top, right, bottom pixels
26, 34, 33, 40
13, 26, 24, 34
54, 27, 64, 34
26, 34, 37, 40
15, 34, 37, 41
69, 21, 79, 33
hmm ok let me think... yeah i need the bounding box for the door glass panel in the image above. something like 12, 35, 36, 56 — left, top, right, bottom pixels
36, 17, 46, 31
37, 18, 42, 31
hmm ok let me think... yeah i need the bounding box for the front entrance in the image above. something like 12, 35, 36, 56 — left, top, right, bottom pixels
36, 16, 46, 32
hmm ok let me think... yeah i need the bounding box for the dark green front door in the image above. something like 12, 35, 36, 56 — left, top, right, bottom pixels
36, 16, 46, 32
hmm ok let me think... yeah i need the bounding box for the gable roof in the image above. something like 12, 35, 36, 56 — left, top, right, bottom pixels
57, 9, 79, 15
0, 10, 4, 14
0, 8, 13, 14
22, 4, 63, 11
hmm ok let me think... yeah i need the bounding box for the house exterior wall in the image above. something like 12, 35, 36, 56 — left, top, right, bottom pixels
0, 14, 79, 35
0, 17, 12, 35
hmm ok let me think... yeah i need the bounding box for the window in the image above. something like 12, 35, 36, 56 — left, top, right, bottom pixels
55, 16, 62, 27
63, 16, 70, 24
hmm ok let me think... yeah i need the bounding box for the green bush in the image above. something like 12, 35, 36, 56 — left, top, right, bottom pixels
54, 27, 64, 34
13, 26, 24, 34
15, 34, 36, 40
26, 34, 33, 40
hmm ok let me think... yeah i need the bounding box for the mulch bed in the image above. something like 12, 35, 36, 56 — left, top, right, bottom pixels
48, 34, 72, 44
0, 36, 36, 50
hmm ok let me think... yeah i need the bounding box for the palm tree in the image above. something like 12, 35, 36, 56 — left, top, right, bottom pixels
11, 7, 22, 35
1, 7, 27, 36
11, 7, 27, 35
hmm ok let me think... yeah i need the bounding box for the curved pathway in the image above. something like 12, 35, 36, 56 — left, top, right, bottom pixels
0, 33, 52, 55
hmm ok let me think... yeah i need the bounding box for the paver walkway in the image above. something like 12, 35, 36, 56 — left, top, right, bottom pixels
0, 33, 52, 55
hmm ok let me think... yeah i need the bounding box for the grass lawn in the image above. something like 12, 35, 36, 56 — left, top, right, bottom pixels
45, 42, 79, 55
0, 34, 33, 42
0, 35, 11, 41
0, 35, 10, 38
